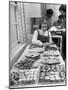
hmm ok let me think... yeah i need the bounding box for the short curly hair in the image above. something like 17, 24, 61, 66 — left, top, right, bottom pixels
58, 15, 65, 19
46, 9, 54, 18
59, 5, 66, 13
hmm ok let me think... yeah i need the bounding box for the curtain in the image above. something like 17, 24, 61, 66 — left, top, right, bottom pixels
17, 2, 26, 43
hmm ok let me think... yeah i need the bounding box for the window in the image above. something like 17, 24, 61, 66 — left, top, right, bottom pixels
9, 2, 26, 49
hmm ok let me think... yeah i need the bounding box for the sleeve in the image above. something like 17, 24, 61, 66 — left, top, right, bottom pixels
49, 26, 58, 31
32, 30, 43, 46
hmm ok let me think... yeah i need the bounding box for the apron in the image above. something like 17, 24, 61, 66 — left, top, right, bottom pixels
37, 30, 49, 43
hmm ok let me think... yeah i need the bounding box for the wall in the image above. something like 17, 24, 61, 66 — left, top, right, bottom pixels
45, 4, 61, 25
30, 3, 41, 17
24, 3, 41, 42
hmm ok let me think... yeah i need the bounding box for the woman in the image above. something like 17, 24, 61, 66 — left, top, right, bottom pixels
59, 4, 66, 28
32, 21, 53, 47
53, 15, 65, 29
59, 5, 66, 60
59, 5, 66, 15
42, 9, 54, 29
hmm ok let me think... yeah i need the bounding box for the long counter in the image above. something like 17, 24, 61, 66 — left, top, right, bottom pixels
10, 44, 66, 88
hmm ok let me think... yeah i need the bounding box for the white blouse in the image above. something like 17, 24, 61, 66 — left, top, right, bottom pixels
32, 29, 52, 46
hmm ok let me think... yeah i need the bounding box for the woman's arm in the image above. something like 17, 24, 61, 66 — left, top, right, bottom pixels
49, 31, 53, 43
32, 30, 43, 46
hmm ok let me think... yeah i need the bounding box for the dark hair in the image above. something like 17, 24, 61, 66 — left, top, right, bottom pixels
38, 24, 41, 29
58, 15, 64, 19
46, 9, 53, 18
38, 22, 48, 29
15, 1, 17, 4
59, 5, 66, 13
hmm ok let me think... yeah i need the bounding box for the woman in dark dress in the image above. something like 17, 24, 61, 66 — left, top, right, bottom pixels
32, 21, 53, 47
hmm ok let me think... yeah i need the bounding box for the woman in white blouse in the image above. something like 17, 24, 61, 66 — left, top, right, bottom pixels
32, 21, 53, 47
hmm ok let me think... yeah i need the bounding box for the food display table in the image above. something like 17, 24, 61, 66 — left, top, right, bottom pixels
10, 44, 66, 88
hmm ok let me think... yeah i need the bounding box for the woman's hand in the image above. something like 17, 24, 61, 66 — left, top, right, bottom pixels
43, 42, 50, 47
43, 42, 54, 47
